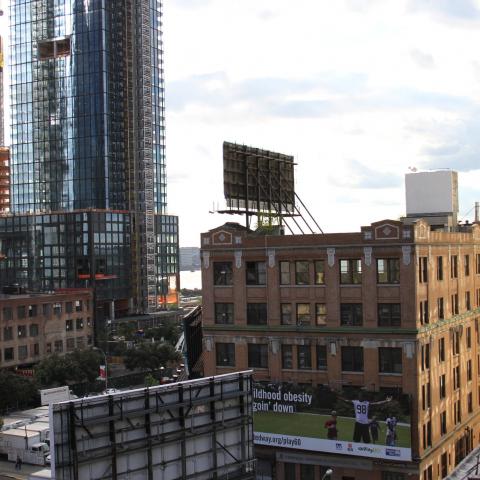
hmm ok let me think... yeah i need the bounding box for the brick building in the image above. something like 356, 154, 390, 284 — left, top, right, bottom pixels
0, 289, 93, 370
200, 218, 480, 480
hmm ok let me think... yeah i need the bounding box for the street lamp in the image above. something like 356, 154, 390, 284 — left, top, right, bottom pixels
321, 469, 333, 480
93, 347, 108, 390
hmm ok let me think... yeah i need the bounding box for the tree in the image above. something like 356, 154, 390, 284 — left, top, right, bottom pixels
0, 370, 39, 412
35, 350, 103, 387
144, 374, 159, 387
124, 342, 182, 372
144, 321, 181, 346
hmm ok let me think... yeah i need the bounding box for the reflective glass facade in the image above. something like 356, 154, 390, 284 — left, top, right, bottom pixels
6, 0, 178, 313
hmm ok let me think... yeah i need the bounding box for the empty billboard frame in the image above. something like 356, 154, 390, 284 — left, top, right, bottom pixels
50, 371, 255, 480
223, 142, 295, 217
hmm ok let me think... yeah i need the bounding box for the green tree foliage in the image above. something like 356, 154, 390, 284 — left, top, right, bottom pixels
124, 342, 182, 372
143, 321, 181, 346
144, 373, 159, 387
0, 370, 39, 412
35, 350, 103, 387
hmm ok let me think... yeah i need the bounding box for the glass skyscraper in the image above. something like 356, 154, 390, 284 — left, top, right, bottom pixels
2, 0, 178, 321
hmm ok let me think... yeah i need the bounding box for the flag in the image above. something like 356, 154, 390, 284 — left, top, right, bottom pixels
99, 365, 106, 379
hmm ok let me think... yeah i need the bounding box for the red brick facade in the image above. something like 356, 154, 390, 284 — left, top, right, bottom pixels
201, 219, 480, 480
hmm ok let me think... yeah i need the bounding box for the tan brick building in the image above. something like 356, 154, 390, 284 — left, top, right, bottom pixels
200, 219, 480, 480
0, 289, 93, 369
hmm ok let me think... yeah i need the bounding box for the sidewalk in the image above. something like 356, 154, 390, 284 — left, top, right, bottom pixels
0, 459, 49, 480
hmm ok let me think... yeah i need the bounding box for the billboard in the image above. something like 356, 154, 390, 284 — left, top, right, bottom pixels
40, 386, 71, 406
50, 371, 255, 480
253, 383, 411, 461
223, 141, 295, 215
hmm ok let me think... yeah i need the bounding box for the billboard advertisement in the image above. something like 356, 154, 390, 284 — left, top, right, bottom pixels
253, 383, 411, 461
51, 372, 255, 480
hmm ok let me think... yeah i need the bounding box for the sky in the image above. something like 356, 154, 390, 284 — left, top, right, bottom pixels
164, 0, 480, 246
2, 1, 480, 247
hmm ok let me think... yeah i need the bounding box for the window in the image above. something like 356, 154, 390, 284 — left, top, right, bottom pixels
75, 300, 82, 312
295, 261, 310, 285
300, 464, 314, 480
468, 392, 473, 414
465, 255, 470, 276
3, 326, 13, 341
421, 343, 430, 370
216, 343, 235, 367
451, 294, 459, 315
467, 327, 472, 349
4, 347, 14, 361
453, 365, 460, 389
441, 452, 448, 478
314, 260, 325, 284
453, 330, 460, 355
18, 345, 28, 360
316, 345, 327, 370
17, 305, 26, 319
32, 343, 40, 356
451, 255, 458, 278
378, 303, 401, 327
296, 303, 311, 325
29, 324, 39, 337
439, 337, 445, 362
282, 345, 293, 369
379, 348, 402, 373
76, 318, 84, 330
437, 256, 444, 280
340, 259, 362, 284
280, 261, 290, 285
377, 258, 400, 284
454, 399, 461, 424
28, 305, 37, 317
341, 346, 364, 372
42, 304, 51, 317
66, 338, 75, 352
284, 463, 296, 480
383, 474, 406, 480
246, 303, 267, 325
297, 345, 312, 369
315, 303, 327, 325
246, 261, 266, 285
281, 304, 293, 325
53, 303, 62, 315
213, 262, 233, 286
214, 303, 234, 324
66, 319, 73, 331
467, 359, 472, 381
248, 344, 268, 368
421, 382, 431, 410
466, 291, 471, 311
419, 257, 428, 283
2, 307, 12, 320
440, 411, 447, 436
420, 300, 429, 324
66, 302, 73, 313
340, 303, 363, 326
438, 297, 444, 320
54, 340, 63, 353
423, 421, 432, 449
439, 374, 446, 399
17, 325, 27, 338
477, 254, 480, 274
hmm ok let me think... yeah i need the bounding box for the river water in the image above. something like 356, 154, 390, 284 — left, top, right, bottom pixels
180, 270, 202, 290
